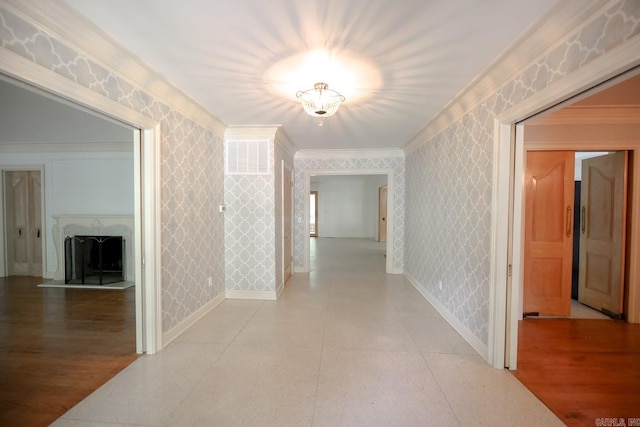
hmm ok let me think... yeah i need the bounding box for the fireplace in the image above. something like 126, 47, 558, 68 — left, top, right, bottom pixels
64, 235, 125, 285
52, 215, 134, 283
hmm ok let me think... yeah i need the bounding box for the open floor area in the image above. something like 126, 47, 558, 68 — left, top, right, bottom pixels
51, 238, 562, 426
0, 276, 137, 426
513, 318, 640, 426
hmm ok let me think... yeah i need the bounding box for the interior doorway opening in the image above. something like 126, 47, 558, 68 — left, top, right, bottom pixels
0, 71, 161, 355
304, 171, 394, 273
310, 190, 318, 237
503, 68, 640, 369
522, 150, 628, 320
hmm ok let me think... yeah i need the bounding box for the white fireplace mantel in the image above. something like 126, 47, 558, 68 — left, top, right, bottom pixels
52, 214, 135, 281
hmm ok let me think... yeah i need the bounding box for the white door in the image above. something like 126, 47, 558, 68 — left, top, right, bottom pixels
4, 170, 42, 276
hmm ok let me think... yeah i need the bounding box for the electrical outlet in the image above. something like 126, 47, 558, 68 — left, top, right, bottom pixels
208, 277, 212, 287
438, 280, 443, 291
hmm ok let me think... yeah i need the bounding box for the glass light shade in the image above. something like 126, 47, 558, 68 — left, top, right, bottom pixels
296, 83, 345, 117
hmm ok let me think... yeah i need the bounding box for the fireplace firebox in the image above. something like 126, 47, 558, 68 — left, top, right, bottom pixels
64, 235, 125, 285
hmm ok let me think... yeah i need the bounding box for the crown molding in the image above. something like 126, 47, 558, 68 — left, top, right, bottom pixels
404, 0, 611, 154
527, 106, 640, 125
274, 128, 298, 158
0, 141, 133, 153
295, 148, 405, 160
2, 0, 226, 136
224, 125, 281, 141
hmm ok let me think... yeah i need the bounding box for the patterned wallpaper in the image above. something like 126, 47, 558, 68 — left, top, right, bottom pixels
404, 0, 640, 346
0, 4, 227, 333
224, 141, 276, 293
293, 156, 405, 272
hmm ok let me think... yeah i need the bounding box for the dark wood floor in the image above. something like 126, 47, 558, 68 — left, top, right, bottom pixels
0, 276, 138, 427
512, 318, 640, 426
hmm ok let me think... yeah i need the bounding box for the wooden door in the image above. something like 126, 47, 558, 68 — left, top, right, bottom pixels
578, 152, 627, 316
523, 151, 574, 316
379, 185, 387, 242
5, 171, 42, 276
283, 168, 293, 284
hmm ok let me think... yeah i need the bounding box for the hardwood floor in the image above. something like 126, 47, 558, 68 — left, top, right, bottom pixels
0, 276, 138, 427
512, 318, 640, 426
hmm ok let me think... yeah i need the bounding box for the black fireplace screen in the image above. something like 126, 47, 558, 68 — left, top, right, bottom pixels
64, 235, 124, 285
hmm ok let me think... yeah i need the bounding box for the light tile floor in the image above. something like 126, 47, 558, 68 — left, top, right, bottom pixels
52, 238, 564, 426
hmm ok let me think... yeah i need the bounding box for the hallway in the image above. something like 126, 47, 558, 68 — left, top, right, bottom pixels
53, 238, 562, 426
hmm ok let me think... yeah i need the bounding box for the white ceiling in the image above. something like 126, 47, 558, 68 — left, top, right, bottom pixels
61, 0, 557, 150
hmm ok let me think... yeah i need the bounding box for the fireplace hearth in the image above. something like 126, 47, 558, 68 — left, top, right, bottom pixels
64, 235, 125, 285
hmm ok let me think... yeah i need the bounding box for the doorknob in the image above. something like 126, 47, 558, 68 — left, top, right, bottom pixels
18, 228, 22, 237
37, 229, 41, 238
581, 206, 586, 234
566, 206, 571, 237
382, 217, 385, 221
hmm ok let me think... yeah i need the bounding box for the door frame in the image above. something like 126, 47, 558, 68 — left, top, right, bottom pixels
302, 169, 395, 274
309, 190, 318, 237
281, 161, 294, 288
0, 166, 46, 277
490, 61, 640, 369
0, 64, 162, 354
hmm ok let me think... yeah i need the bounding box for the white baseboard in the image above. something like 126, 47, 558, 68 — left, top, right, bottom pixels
225, 289, 277, 300
404, 272, 488, 361
162, 291, 225, 347
276, 281, 284, 299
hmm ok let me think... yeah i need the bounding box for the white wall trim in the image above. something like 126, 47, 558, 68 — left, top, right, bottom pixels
0, 142, 133, 153
301, 168, 396, 274
405, 272, 488, 360
225, 126, 280, 140
487, 119, 512, 369
226, 289, 277, 300
162, 291, 226, 347
296, 148, 404, 160
275, 129, 298, 159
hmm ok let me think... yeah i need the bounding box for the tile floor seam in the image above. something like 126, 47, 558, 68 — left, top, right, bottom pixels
151, 341, 234, 426
160, 304, 264, 426
417, 350, 464, 427
308, 306, 328, 427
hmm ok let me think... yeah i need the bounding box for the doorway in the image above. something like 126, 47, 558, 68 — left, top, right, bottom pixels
378, 185, 387, 243
504, 71, 640, 370
310, 191, 318, 237
0, 73, 161, 354
3, 170, 43, 276
305, 172, 392, 272
522, 150, 628, 319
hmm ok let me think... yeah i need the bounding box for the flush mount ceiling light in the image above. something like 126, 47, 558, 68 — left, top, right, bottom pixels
296, 82, 345, 117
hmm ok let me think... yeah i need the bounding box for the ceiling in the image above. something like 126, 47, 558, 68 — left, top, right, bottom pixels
62, 0, 557, 150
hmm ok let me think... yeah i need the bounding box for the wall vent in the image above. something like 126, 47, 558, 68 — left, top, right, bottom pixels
225, 139, 270, 175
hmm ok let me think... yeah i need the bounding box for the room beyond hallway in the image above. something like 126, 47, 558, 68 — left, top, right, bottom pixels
0, 276, 137, 426
52, 238, 562, 426
513, 318, 640, 426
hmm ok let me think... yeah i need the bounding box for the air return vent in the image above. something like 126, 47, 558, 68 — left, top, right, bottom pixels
225, 140, 270, 175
